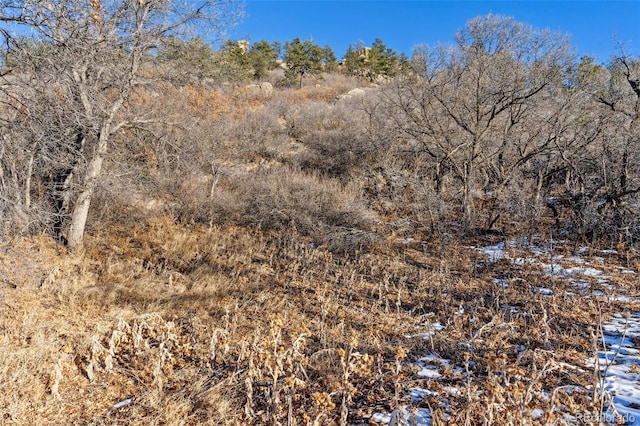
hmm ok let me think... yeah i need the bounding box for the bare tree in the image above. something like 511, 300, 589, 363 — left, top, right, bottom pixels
596, 53, 640, 200
0, 0, 240, 249
572, 51, 640, 241
384, 14, 574, 230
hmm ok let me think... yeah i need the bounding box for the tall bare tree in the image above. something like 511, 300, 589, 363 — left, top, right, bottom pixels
596, 53, 640, 200
0, 0, 240, 249
385, 14, 574, 229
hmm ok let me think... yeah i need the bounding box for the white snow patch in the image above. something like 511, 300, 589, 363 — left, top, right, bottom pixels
370, 239, 639, 425
585, 312, 640, 425
476, 239, 640, 424
409, 387, 439, 401
534, 287, 554, 295
532, 408, 545, 419
407, 323, 445, 340
417, 366, 442, 379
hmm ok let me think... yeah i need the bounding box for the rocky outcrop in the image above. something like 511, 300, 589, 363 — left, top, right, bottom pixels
347, 88, 366, 97
336, 87, 368, 102
244, 82, 273, 99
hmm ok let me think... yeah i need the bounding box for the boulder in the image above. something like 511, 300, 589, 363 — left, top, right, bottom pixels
347, 88, 366, 97
244, 82, 273, 99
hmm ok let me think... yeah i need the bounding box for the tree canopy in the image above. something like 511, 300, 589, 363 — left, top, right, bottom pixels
283, 38, 329, 88
342, 38, 401, 82
0, 0, 241, 249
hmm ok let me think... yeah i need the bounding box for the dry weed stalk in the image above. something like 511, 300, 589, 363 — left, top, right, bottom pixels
1, 218, 636, 424
336, 333, 373, 426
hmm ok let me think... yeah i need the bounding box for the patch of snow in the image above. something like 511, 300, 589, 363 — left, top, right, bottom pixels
370, 412, 392, 424
601, 294, 638, 303
570, 279, 591, 290
398, 237, 428, 246
479, 242, 507, 263
107, 397, 134, 415
409, 387, 438, 401
407, 322, 445, 340
398, 237, 415, 245
417, 366, 442, 379
541, 263, 607, 279
375, 239, 639, 426
501, 304, 519, 313
586, 313, 640, 425
534, 287, 554, 295
476, 239, 639, 424
392, 407, 433, 426
532, 408, 545, 419
443, 386, 461, 396
494, 278, 509, 288
371, 407, 433, 426
418, 354, 450, 366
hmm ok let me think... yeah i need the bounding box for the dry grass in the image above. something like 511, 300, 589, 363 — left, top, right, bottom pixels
2, 71, 639, 425
1, 217, 637, 425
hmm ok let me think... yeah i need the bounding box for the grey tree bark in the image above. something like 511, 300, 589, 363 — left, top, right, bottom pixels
0, 0, 241, 250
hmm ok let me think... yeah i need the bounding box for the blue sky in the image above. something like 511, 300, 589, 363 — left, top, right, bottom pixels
230, 1, 640, 64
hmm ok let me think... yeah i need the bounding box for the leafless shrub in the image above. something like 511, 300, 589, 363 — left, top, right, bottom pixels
242, 169, 374, 230
322, 72, 365, 94
228, 106, 290, 162
296, 128, 371, 179
171, 166, 379, 252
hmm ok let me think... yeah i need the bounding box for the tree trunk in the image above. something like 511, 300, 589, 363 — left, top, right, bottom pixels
462, 161, 474, 228
619, 150, 628, 193
67, 133, 108, 251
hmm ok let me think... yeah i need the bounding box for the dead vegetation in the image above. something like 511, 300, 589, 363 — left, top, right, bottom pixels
1, 12, 639, 426
2, 70, 639, 424
1, 216, 638, 425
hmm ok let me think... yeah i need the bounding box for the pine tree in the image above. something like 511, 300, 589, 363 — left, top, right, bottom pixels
157, 37, 217, 84
368, 38, 399, 81
283, 38, 325, 88
248, 40, 279, 80
217, 40, 252, 82
323, 45, 339, 73
343, 42, 368, 77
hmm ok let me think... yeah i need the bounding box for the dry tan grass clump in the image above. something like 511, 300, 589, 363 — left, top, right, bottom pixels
1, 219, 635, 425
273, 84, 344, 104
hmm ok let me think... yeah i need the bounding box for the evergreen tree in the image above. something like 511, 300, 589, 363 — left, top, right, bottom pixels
342, 39, 400, 82
368, 38, 399, 81
271, 41, 284, 60
323, 45, 339, 73
248, 40, 279, 80
283, 38, 326, 88
217, 39, 252, 82
398, 52, 411, 74
157, 36, 217, 83
342, 41, 368, 77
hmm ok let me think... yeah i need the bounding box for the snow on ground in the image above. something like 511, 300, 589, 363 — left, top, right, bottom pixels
476, 238, 640, 426
366, 349, 458, 425
586, 313, 640, 426
371, 406, 433, 426
475, 238, 638, 302
367, 238, 639, 425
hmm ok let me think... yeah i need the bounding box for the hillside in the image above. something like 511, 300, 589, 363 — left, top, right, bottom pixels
1, 76, 639, 425
1, 8, 639, 425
